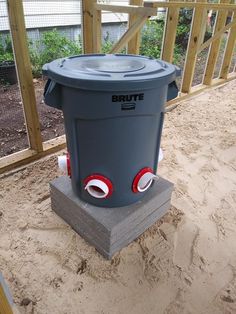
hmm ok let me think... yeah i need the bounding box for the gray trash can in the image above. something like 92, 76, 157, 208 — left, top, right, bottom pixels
43, 54, 180, 207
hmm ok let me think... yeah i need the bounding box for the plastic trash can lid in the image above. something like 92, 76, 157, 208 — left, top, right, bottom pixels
43, 54, 180, 91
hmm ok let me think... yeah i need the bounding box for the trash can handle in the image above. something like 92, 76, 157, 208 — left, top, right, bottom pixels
43, 79, 62, 110
42, 63, 48, 76
167, 81, 179, 101
174, 65, 181, 77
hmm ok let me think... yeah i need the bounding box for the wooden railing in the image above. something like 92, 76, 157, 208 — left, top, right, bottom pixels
0, 0, 236, 174
87, 0, 236, 95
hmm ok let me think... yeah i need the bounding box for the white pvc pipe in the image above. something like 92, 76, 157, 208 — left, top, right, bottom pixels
137, 172, 159, 192
58, 155, 67, 173
158, 148, 163, 162
85, 179, 109, 199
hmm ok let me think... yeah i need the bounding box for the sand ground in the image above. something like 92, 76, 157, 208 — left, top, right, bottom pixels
0, 80, 236, 314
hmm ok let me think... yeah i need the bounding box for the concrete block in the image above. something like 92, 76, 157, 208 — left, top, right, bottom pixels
50, 176, 174, 259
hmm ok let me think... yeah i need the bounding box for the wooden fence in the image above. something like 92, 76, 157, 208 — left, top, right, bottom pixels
0, 0, 236, 174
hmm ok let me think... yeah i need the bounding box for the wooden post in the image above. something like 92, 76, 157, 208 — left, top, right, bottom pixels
203, 0, 230, 85
128, 0, 144, 55
7, 0, 43, 152
0, 274, 13, 314
0, 286, 13, 314
93, 8, 102, 53
161, 0, 180, 62
219, 11, 236, 79
181, 0, 207, 93
81, 0, 97, 53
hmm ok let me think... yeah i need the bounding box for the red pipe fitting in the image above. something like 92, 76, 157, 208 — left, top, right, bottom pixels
132, 167, 158, 193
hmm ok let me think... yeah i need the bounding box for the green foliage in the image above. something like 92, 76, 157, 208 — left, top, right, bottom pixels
101, 32, 126, 54
176, 9, 192, 49
101, 32, 114, 54
0, 35, 14, 64
140, 19, 164, 59
139, 19, 183, 63
139, 9, 212, 63
29, 29, 82, 77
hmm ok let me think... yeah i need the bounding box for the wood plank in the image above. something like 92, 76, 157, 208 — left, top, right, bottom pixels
181, 0, 207, 93
0, 274, 13, 314
110, 15, 148, 53
95, 3, 156, 15
161, 0, 180, 62
93, 8, 102, 53
0, 135, 66, 175
144, 1, 236, 10
81, 0, 96, 53
0, 285, 13, 314
7, 0, 43, 152
203, 0, 230, 85
127, 0, 144, 55
219, 11, 236, 79
199, 3, 208, 45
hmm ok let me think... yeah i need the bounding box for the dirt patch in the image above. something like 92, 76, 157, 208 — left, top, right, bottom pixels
0, 79, 64, 157
0, 79, 235, 314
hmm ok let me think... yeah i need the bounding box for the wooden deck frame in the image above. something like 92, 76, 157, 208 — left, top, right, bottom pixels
1, 0, 236, 174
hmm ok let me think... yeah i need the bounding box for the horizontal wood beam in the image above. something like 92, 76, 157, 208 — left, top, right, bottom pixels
144, 1, 236, 10
95, 3, 156, 15
0, 136, 66, 175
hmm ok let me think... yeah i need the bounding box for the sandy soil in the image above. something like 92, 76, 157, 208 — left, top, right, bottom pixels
0, 80, 236, 314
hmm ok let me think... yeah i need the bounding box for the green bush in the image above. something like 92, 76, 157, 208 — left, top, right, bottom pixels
0, 34, 14, 64
139, 19, 182, 63
101, 32, 114, 54
140, 19, 164, 59
139, 10, 212, 63
29, 29, 82, 77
